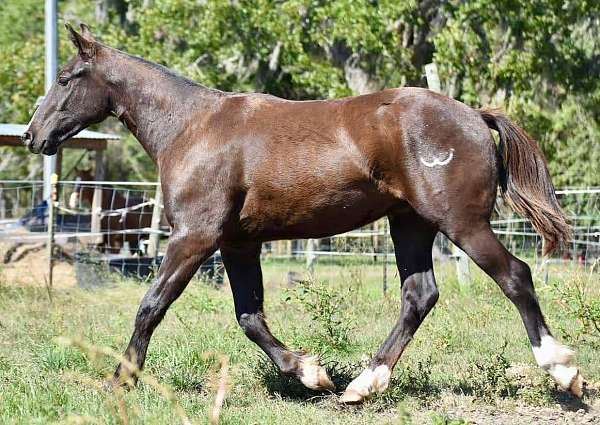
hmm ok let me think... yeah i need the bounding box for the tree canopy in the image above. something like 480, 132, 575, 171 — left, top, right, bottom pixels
0, 0, 598, 186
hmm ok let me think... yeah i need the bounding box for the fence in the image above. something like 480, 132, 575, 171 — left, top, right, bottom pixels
0, 179, 598, 288
0, 179, 167, 284
0, 179, 162, 242
267, 188, 600, 287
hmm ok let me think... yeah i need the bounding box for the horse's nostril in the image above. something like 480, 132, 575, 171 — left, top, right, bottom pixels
21, 131, 32, 145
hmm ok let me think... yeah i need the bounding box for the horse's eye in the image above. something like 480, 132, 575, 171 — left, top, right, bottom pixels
58, 76, 70, 86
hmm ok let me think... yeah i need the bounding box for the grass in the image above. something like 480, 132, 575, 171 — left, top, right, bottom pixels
0, 257, 598, 424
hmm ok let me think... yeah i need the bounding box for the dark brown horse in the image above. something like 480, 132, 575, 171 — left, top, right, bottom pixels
23, 24, 582, 402
69, 169, 153, 254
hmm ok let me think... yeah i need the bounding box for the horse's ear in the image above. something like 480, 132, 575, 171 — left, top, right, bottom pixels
79, 23, 96, 42
65, 22, 96, 60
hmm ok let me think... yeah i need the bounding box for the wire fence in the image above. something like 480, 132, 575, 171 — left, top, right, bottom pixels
0, 180, 163, 243
0, 179, 598, 288
263, 188, 600, 287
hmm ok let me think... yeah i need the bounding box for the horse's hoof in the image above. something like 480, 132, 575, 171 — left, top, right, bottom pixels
298, 355, 335, 391
339, 364, 391, 404
339, 389, 365, 404
569, 371, 584, 398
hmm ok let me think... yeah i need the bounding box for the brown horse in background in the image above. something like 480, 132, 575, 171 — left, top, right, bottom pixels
22, 24, 583, 403
69, 169, 153, 254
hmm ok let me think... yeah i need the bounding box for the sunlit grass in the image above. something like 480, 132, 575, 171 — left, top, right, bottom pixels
0, 258, 598, 424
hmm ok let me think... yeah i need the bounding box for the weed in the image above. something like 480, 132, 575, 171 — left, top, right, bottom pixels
458, 343, 516, 402
182, 285, 228, 314
515, 373, 554, 406
430, 413, 471, 425
286, 277, 356, 353
550, 263, 600, 345
378, 356, 438, 407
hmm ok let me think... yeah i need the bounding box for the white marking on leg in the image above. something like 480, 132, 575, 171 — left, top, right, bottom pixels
340, 365, 391, 403
532, 335, 574, 369
420, 148, 455, 168
532, 335, 580, 391
299, 355, 334, 391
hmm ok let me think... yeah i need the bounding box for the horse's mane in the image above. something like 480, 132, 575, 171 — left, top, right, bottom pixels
106, 44, 226, 95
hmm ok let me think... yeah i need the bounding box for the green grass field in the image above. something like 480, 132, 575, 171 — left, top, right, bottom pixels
0, 258, 598, 424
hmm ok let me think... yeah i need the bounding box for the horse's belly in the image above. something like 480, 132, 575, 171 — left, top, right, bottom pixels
233, 182, 398, 241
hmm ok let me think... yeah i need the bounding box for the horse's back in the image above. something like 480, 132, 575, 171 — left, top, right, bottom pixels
164, 86, 499, 241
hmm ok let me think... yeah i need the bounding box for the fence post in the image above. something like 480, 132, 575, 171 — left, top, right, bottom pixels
424, 63, 441, 93
91, 150, 104, 244
0, 186, 4, 219
46, 173, 57, 289
147, 180, 163, 258
425, 62, 471, 285
305, 238, 316, 271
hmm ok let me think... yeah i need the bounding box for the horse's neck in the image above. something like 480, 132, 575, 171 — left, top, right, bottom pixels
107, 53, 223, 163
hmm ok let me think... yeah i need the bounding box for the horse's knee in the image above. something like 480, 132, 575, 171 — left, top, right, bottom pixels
134, 293, 166, 335
405, 272, 438, 320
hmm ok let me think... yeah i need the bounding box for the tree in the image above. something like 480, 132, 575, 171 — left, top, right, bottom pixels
0, 0, 598, 186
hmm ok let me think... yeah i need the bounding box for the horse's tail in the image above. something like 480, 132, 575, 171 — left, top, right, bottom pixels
479, 109, 571, 255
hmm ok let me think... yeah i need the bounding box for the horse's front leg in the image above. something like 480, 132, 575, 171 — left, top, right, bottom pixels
221, 242, 334, 391
109, 229, 218, 387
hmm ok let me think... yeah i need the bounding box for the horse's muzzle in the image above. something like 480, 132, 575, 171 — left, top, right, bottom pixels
21, 131, 35, 152
22, 133, 56, 155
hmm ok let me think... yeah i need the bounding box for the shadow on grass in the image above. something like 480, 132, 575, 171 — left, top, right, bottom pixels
551, 385, 597, 413
255, 355, 441, 410
255, 357, 354, 402
256, 354, 597, 414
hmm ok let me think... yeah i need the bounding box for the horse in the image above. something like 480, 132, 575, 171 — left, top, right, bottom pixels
22, 23, 583, 403
69, 169, 153, 254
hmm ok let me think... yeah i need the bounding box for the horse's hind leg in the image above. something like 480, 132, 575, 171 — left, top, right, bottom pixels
447, 223, 584, 396
220, 242, 334, 391
341, 212, 438, 403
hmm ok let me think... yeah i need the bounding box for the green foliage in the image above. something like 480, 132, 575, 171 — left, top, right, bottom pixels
430, 414, 471, 425
550, 263, 600, 345
286, 277, 356, 353
0, 0, 598, 186
37, 345, 90, 372
381, 356, 438, 405
459, 343, 516, 402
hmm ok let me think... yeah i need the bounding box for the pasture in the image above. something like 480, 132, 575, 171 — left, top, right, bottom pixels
0, 255, 598, 424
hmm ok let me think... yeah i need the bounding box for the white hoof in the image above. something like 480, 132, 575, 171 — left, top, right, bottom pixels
298, 356, 335, 391
340, 365, 390, 404
532, 335, 584, 397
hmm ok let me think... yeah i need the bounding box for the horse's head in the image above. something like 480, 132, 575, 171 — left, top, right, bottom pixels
22, 23, 111, 155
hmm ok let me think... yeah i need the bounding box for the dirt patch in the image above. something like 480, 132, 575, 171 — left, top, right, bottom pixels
417, 390, 600, 425
0, 242, 76, 288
